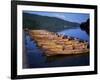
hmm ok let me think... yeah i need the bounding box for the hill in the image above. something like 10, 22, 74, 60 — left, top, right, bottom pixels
23, 13, 80, 32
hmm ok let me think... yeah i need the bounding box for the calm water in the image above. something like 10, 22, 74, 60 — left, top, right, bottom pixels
23, 28, 89, 68
58, 27, 89, 42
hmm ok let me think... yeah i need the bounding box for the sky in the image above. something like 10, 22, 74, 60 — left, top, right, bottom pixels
24, 11, 89, 24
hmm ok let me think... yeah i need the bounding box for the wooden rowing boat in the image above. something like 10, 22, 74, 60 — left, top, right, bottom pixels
28, 29, 89, 56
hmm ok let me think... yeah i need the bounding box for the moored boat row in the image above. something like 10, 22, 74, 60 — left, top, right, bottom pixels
27, 29, 89, 56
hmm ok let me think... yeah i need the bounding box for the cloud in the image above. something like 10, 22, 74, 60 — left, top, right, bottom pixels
51, 14, 67, 20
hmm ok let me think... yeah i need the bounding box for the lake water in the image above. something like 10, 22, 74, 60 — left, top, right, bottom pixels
58, 27, 89, 42
23, 28, 89, 68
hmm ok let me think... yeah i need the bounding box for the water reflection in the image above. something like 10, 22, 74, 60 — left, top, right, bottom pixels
58, 27, 89, 42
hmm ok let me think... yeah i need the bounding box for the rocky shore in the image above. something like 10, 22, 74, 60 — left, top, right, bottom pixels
27, 29, 89, 56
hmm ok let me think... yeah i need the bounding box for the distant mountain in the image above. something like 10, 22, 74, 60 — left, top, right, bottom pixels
80, 19, 89, 35
23, 13, 80, 32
